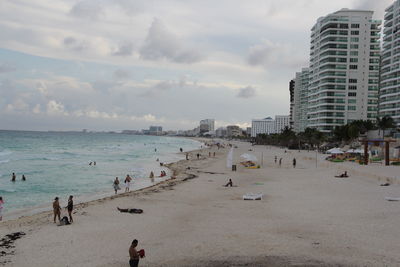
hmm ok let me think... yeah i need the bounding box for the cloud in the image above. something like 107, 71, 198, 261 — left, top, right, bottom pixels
247, 40, 307, 69
46, 100, 68, 116
69, 0, 105, 20
352, 0, 393, 18
237, 86, 256, 98
63, 37, 88, 52
113, 69, 131, 80
112, 42, 134, 56
139, 18, 203, 64
0, 63, 16, 73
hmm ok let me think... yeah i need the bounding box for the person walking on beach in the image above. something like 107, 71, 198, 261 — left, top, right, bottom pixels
11, 173, 16, 182
186, 153, 189, 160
293, 158, 296, 168
149, 171, 154, 183
129, 239, 142, 267
53, 197, 61, 223
66, 195, 73, 223
125, 175, 132, 192
0, 197, 4, 221
279, 158, 282, 167
274, 156, 277, 164
113, 177, 121, 194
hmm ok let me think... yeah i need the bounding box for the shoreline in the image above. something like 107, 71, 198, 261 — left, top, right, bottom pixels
0, 141, 211, 227
0, 136, 205, 222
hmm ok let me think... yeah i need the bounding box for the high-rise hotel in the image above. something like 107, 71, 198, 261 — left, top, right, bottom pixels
380, 1, 400, 127
306, 9, 381, 132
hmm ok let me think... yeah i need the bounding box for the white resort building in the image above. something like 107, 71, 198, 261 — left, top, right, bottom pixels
307, 9, 381, 132
380, 1, 400, 127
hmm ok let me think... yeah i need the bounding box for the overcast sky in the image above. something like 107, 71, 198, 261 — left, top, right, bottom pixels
0, 0, 393, 131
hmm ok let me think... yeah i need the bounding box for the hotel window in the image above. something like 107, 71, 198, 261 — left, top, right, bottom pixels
348, 85, 357, 90
348, 92, 357, 97
350, 58, 358, 62
351, 30, 359, 35
351, 24, 360, 28
349, 65, 358, 69
350, 51, 358, 56
349, 79, 357, 83
348, 106, 356, 110
348, 99, 356, 104
350, 37, 359, 42
350, 44, 359, 49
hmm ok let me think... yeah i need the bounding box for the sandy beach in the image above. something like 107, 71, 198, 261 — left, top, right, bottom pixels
1, 140, 400, 266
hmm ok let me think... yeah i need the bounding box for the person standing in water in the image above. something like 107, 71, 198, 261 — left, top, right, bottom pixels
11, 173, 16, 182
22, 175, 26, 181
149, 171, 154, 183
53, 197, 61, 223
125, 175, 132, 192
67, 195, 73, 223
0, 197, 4, 221
113, 177, 120, 194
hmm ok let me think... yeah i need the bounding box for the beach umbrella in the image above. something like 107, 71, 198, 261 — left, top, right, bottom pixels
327, 148, 344, 154
346, 149, 355, 153
240, 153, 258, 161
353, 149, 364, 154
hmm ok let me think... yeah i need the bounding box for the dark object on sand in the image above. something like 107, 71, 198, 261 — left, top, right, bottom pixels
381, 183, 391, 186
335, 171, 349, 178
225, 179, 233, 187
59, 216, 70, 226
117, 207, 143, 214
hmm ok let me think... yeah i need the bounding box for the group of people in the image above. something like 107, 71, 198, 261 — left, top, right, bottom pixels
52, 195, 74, 224
11, 172, 26, 182
89, 161, 96, 166
274, 156, 297, 168
113, 175, 133, 194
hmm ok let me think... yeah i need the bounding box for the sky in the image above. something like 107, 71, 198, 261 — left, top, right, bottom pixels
0, 0, 393, 131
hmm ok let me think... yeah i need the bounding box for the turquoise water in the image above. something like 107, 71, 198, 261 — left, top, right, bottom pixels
0, 131, 200, 215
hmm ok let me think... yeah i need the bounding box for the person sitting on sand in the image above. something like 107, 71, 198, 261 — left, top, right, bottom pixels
225, 179, 233, 187
117, 207, 143, 214
113, 177, 121, 194
66, 195, 73, 223
11, 172, 16, 182
335, 171, 349, 178
53, 197, 61, 223
22, 174, 26, 181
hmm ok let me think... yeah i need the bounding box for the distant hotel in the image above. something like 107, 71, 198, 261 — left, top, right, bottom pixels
251, 115, 290, 137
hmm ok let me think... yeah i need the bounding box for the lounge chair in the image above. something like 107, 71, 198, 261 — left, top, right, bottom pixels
243, 193, 263, 200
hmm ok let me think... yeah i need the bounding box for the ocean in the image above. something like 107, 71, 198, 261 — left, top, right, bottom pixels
0, 131, 201, 218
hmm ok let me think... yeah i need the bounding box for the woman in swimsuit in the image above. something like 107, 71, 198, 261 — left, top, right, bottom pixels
67, 195, 73, 223
0, 197, 4, 221
53, 197, 61, 223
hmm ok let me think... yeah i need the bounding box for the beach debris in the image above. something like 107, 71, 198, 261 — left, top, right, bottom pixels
385, 197, 400, 202
380, 183, 391, 186
0, 232, 25, 264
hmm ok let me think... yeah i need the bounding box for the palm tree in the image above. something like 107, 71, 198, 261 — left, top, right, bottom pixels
376, 116, 395, 138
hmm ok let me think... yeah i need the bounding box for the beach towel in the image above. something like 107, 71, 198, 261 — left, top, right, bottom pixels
138, 249, 145, 258
243, 193, 263, 200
